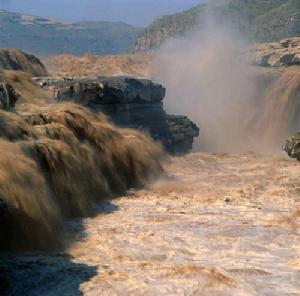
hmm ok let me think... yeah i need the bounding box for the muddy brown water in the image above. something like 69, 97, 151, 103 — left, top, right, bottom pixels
2, 152, 300, 295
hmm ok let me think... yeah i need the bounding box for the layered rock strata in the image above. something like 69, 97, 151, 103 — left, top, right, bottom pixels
38, 77, 199, 153
0, 81, 20, 110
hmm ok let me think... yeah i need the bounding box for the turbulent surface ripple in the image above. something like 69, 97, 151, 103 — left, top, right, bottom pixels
2, 152, 300, 295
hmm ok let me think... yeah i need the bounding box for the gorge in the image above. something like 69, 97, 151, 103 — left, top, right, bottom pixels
1, 1, 300, 295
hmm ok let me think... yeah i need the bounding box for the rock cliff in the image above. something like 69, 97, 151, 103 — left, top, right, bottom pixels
37, 77, 199, 154
134, 4, 203, 53
283, 133, 300, 160
134, 0, 300, 53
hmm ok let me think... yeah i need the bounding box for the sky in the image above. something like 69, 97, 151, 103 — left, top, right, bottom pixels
0, 0, 204, 27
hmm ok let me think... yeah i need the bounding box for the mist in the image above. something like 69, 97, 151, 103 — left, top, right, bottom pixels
153, 2, 261, 153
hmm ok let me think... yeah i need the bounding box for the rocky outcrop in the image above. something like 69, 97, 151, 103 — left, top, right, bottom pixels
283, 133, 300, 160
164, 115, 199, 153
255, 38, 300, 67
134, 5, 203, 53
54, 77, 166, 104
38, 77, 199, 154
0, 48, 48, 76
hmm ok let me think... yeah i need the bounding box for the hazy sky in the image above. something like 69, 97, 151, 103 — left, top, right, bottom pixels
0, 0, 204, 26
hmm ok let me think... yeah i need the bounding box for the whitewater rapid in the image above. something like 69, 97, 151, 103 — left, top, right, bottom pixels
2, 153, 300, 295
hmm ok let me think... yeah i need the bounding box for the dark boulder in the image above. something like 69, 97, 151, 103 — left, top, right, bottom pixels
165, 115, 199, 154
283, 133, 300, 160
50, 77, 165, 104
38, 77, 199, 154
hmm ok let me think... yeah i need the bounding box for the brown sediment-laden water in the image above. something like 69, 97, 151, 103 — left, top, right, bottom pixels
2, 152, 299, 295
1, 58, 300, 294
0, 101, 164, 252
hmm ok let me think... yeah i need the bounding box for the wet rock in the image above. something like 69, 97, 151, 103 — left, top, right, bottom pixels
39, 77, 199, 154
255, 38, 300, 67
283, 133, 300, 160
165, 115, 199, 153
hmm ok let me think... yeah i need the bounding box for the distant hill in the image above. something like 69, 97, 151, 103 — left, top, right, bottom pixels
0, 10, 142, 57
134, 0, 300, 52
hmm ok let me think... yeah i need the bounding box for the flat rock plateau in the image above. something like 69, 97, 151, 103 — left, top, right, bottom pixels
2, 152, 300, 295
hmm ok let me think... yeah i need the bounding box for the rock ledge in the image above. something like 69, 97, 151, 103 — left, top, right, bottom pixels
36, 77, 199, 154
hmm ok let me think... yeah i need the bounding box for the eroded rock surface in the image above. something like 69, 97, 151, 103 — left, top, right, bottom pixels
255, 38, 300, 67
38, 77, 200, 154
283, 132, 300, 160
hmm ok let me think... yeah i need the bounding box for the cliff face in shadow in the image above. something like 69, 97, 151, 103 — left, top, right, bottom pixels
36, 77, 199, 154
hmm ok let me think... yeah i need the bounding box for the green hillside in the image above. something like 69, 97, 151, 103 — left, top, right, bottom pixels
0, 10, 142, 57
256, 0, 300, 41
134, 0, 300, 52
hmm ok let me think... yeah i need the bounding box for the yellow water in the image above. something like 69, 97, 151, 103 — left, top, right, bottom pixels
64, 152, 300, 295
